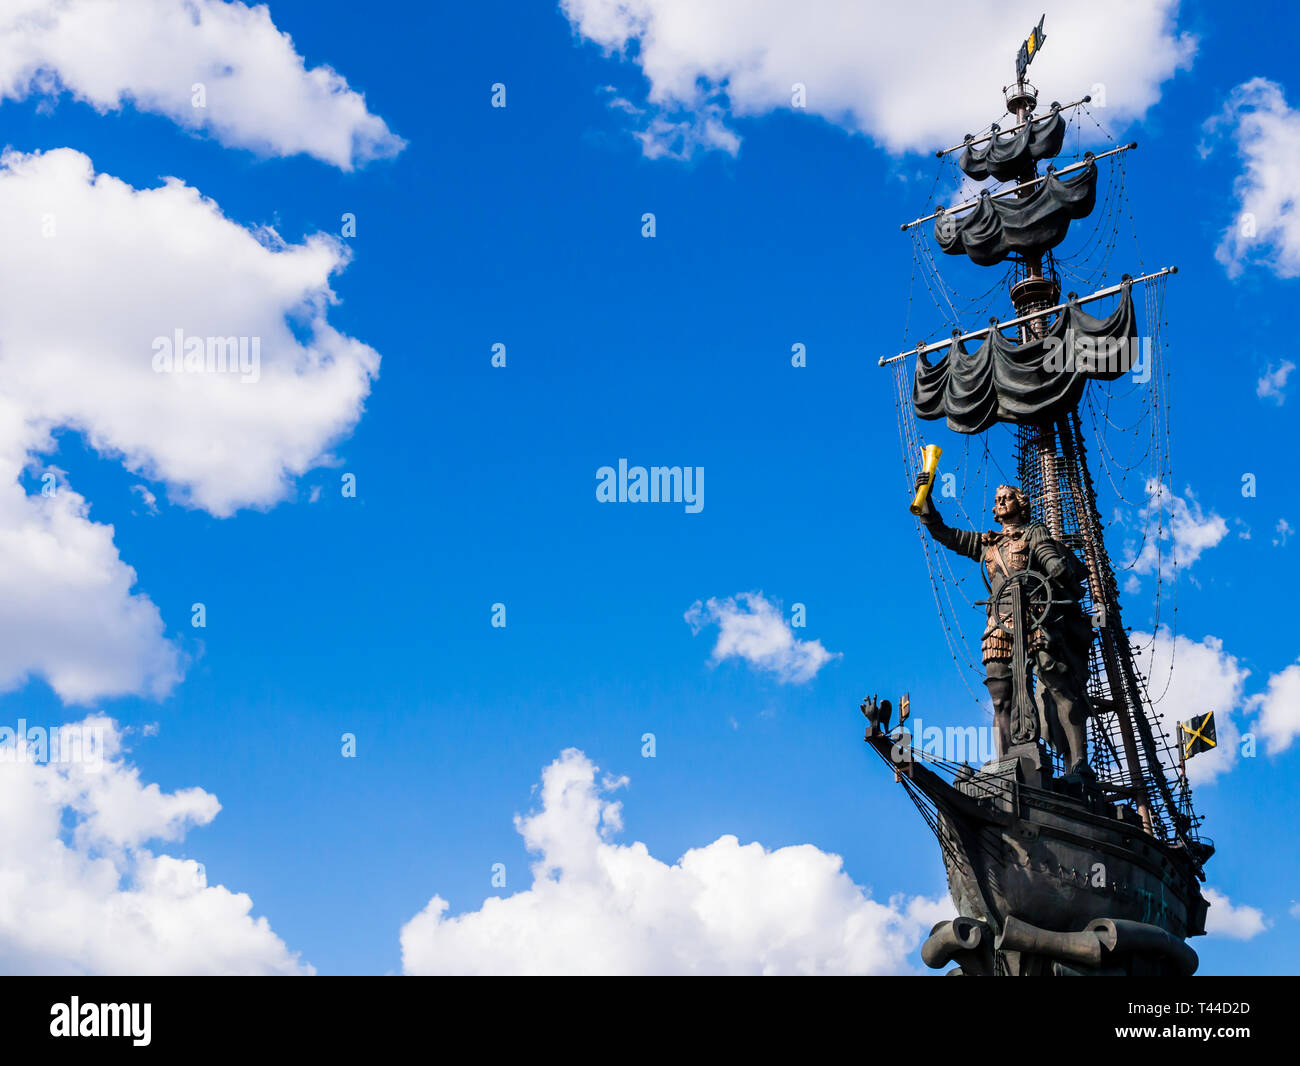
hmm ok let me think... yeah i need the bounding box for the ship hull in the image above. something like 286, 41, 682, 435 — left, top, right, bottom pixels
865, 728, 1208, 975
939, 774, 1202, 940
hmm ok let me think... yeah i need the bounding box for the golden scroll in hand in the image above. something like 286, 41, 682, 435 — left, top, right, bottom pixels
909, 444, 943, 515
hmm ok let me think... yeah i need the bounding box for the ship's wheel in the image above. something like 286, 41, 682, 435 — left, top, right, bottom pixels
990, 569, 1054, 746
990, 569, 1053, 632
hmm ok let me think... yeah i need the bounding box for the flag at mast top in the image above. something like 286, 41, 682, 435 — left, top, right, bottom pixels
1016, 14, 1048, 81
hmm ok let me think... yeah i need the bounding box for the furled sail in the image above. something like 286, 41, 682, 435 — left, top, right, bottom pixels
958, 105, 1066, 182
913, 282, 1138, 434
934, 158, 1097, 267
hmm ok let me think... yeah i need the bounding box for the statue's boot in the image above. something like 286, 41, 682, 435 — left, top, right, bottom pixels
985, 662, 1013, 757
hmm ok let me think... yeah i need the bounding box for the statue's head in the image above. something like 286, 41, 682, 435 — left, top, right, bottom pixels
993, 484, 1031, 526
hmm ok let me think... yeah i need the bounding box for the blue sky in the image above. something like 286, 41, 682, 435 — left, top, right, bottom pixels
0, 0, 1296, 975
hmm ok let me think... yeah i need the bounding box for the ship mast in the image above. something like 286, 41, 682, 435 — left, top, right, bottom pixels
1002, 37, 1159, 833
885, 18, 1206, 848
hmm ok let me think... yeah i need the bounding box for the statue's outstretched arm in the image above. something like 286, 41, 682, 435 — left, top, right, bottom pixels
913, 473, 981, 561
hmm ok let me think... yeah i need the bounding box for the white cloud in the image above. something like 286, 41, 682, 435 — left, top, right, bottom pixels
1202, 888, 1268, 940
1127, 480, 1228, 583
0, 0, 403, 169
561, 0, 1195, 158
130, 484, 158, 515
1132, 629, 1248, 786
1, 148, 379, 518
1136, 629, 1300, 769
1246, 658, 1300, 755
0, 415, 182, 703
402, 748, 949, 975
0, 716, 310, 974
0, 146, 380, 701
1207, 79, 1300, 277
1274, 518, 1293, 548
685, 591, 839, 684
1257, 360, 1295, 404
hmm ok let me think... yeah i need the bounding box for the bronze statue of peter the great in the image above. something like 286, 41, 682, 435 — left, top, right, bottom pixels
913, 474, 1096, 774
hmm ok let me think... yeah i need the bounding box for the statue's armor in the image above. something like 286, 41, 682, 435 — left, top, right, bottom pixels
919, 498, 1098, 770
980, 528, 1034, 663
921, 517, 1078, 665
